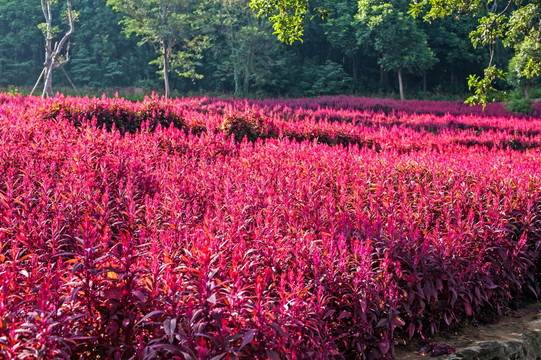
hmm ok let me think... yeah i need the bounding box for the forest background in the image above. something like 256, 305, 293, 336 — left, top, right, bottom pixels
0, 0, 535, 103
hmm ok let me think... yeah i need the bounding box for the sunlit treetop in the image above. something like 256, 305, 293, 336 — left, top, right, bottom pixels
250, 0, 540, 107
409, 0, 541, 106
249, 0, 328, 44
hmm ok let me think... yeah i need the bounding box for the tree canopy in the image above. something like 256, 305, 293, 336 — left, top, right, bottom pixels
106, 0, 210, 98
32, 0, 77, 97
410, 0, 541, 105
248, 0, 310, 44
250, 0, 540, 106
357, 0, 437, 100
2, 0, 535, 104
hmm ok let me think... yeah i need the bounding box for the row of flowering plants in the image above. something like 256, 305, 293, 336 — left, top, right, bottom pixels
19, 94, 541, 152
0, 93, 540, 359
195, 95, 541, 118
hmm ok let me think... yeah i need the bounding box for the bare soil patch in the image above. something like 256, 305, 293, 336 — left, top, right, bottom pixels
395, 301, 541, 359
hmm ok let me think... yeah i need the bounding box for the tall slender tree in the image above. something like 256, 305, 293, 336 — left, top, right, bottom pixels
357, 0, 436, 100
107, 0, 209, 98
208, 0, 294, 97
34, 0, 76, 97
320, 1, 362, 81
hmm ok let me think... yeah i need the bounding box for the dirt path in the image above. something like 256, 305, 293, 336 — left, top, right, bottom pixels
395, 301, 541, 359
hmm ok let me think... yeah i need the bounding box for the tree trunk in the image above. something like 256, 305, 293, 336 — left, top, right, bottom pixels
524, 83, 531, 100
243, 71, 249, 96
229, 37, 240, 97
42, 66, 54, 98
233, 66, 240, 97
398, 67, 405, 100
31, 68, 45, 96
243, 40, 254, 96
163, 49, 170, 99
352, 55, 358, 82
39, 0, 75, 98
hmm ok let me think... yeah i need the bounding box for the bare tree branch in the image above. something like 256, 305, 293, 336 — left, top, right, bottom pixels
39, 0, 76, 97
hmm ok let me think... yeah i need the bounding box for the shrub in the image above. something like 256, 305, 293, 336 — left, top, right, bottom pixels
1, 93, 541, 359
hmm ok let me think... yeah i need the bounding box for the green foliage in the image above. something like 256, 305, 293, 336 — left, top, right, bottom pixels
507, 44, 541, 91
0, 0, 42, 85
298, 60, 354, 96
0, 0, 494, 100
67, 0, 155, 88
320, 0, 359, 58
506, 9, 541, 80
465, 66, 507, 108
357, 0, 436, 73
249, 0, 309, 44
410, 0, 541, 107
149, 35, 209, 82
469, 12, 507, 49
357, 0, 437, 99
0, 86, 26, 96
506, 88, 534, 114
107, 0, 211, 96
206, 0, 297, 97
409, 0, 484, 19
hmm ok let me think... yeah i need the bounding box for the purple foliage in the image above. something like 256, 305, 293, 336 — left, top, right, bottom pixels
0, 93, 540, 359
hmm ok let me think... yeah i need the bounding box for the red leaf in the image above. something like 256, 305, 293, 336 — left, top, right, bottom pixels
239, 329, 256, 351
265, 349, 281, 360
378, 340, 390, 355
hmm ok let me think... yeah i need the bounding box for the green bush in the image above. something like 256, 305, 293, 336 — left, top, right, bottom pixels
507, 89, 534, 114
297, 60, 354, 96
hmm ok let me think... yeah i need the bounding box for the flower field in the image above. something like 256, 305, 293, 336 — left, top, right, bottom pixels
1, 94, 540, 359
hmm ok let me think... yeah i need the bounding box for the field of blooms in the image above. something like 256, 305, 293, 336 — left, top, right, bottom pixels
1, 93, 541, 359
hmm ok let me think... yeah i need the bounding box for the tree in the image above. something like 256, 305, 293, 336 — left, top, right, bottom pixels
249, 0, 330, 44
0, 0, 42, 86
320, 0, 362, 81
409, 0, 541, 106
356, 0, 437, 100
508, 38, 541, 100
68, 0, 156, 88
34, 0, 76, 97
107, 0, 210, 98
250, 0, 539, 105
249, 0, 310, 44
421, 16, 485, 92
206, 0, 295, 97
